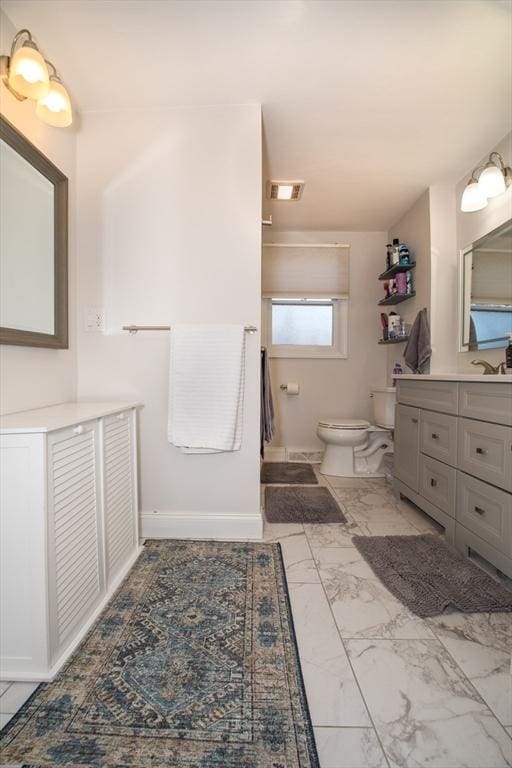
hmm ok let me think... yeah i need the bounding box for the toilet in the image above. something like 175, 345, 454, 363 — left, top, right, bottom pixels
317, 387, 396, 477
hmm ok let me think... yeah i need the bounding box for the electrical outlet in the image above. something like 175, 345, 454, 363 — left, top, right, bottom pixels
84, 307, 105, 332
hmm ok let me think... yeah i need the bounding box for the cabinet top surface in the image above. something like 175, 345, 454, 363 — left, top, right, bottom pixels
0, 401, 141, 434
396, 374, 512, 383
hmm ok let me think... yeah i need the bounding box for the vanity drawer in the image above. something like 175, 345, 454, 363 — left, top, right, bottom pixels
419, 454, 456, 517
456, 472, 512, 557
397, 380, 458, 415
420, 410, 457, 467
458, 418, 512, 492
459, 382, 512, 427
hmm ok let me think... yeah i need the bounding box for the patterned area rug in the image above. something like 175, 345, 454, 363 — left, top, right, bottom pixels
265, 486, 347, 524
353, 534, 512, 617
0, 540, 318, 768
261, 462, 318, 485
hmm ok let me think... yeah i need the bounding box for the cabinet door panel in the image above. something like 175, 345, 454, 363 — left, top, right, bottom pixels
47, 422, 103, 661
456, 471, 512, 557
420, 410, 458, 467
458, 418, 512, 492
394, 404, 420, 492
103, 411, 136, 584
419, 454, 456, 516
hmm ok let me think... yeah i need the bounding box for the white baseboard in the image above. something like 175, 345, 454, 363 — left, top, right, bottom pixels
141, 510, 263, 540
263, 446, 324, 463
262, 446, 286, 462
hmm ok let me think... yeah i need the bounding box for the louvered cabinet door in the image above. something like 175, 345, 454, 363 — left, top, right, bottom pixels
47, 421, 103, 662
103, 411, 136, 585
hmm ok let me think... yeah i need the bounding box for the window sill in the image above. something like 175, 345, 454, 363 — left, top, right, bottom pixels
268, 347, 348, 359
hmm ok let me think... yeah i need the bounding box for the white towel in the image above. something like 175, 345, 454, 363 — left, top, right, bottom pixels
168, 324, 246, 453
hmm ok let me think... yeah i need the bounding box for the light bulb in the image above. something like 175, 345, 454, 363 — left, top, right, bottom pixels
8, 43, 49, 99
277, 185, 294, 200
460, 179, 488, 213
36, 78, 72, 127
478, 164, 506, 198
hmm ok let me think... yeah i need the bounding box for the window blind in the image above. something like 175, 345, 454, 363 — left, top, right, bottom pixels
262, 244, 349, 299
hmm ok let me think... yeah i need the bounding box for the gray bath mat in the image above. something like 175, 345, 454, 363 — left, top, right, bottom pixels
265, 486, 346, 524
353, 534, 512, 617
261, 462, 318, 485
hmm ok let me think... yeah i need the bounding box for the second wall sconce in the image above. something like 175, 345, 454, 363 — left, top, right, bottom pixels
460, 151, 511, 212
0, 29, 73, 127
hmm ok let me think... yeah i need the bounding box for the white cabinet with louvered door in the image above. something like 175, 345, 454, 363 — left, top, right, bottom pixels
102, 410, 137, 585
0, 401, 141, 681
47, 421, 103, 663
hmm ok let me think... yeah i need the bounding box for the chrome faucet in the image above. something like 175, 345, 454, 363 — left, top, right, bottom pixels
471, 360, 506, 375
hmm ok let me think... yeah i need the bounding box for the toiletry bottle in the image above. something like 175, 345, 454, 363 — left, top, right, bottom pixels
406, 270, 413, 294
386, 244, 393, 271
396, 272, 407, 294
392, 361, 403, 386
398, 244, 410, 265
392, 238, 400, 265
506, 333, 512, 374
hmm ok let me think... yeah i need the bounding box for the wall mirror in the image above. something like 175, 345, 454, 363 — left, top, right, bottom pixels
460, 218, 512, 351
0, 115, 68, 348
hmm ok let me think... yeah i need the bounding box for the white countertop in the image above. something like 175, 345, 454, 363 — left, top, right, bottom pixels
396, 374, 512, 383
0, 401, 142, 434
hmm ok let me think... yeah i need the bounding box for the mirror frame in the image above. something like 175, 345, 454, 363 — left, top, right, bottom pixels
0, 115, 68, 348
458, 218, 512, 353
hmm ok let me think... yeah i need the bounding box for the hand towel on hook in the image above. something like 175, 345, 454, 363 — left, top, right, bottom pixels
168, 324, 246, 453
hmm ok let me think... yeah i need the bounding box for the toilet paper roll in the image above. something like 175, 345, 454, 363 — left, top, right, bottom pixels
285, 382, 300, 395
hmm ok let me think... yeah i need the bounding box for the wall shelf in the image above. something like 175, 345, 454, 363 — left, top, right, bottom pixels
378, 336, 409, 345
378, 262, 416, 280
378, 291, 416, 306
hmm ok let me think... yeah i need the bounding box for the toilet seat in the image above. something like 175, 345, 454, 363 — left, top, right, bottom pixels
318, 418, 370, 430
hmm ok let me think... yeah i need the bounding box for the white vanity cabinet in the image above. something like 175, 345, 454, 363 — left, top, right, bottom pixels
394, 377, 512, 578
0, 402, 141, 681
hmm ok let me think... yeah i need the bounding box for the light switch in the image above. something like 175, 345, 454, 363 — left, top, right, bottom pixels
84, 307, 105, 332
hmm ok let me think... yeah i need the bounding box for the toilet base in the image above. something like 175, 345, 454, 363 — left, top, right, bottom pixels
319, 432, 393, 478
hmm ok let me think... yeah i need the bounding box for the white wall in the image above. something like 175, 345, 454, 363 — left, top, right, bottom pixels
385, 131, 512, 377
76, 105, 262, 538
262, 230, 387, 449
0, 9, 77, 415
455, 131, 512, 371
387, 190, 431, 380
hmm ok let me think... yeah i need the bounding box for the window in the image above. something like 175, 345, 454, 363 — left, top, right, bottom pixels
264, 297, 348, 358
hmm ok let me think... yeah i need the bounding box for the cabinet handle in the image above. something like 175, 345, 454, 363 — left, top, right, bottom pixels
474, 505, 485, 515
116, 412, 125, 420
430, 478, 437, 487
431, 433, 439, 440
73, 425, 85, 435
475, 447, 487, 455
411, 418, 418, 424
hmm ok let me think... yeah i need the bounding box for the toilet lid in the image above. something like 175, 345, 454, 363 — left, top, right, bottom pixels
318, 418, 370, 429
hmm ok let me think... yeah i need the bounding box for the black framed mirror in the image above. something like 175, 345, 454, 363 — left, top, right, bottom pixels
0, 115, 68, 348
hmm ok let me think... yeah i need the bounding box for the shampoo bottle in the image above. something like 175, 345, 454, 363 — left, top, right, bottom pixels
392, 361, 403, 386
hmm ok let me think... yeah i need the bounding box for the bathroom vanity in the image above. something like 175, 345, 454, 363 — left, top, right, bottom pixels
0, 402, 141, 680
394, 375, 512, 578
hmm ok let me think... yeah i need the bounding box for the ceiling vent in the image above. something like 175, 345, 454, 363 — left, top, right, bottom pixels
266, 180, 305, 201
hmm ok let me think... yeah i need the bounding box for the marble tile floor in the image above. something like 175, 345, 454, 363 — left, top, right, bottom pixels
2, 469, 511, 768
262, 468, 512, 768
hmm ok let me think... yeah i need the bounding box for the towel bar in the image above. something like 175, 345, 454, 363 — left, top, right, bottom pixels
122, 324, 258, 334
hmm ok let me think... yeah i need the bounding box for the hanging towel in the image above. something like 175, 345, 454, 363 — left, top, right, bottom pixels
260, 347, 275, 457
168, 324, 246, 453
404, 308, 431, 374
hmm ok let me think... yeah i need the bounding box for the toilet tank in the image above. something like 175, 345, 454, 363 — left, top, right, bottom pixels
372, 387, 396, 428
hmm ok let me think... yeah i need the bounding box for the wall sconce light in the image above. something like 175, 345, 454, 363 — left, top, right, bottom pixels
0, 29, 72, 127
461, 151, 511, 212
35, 61, 72, 128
